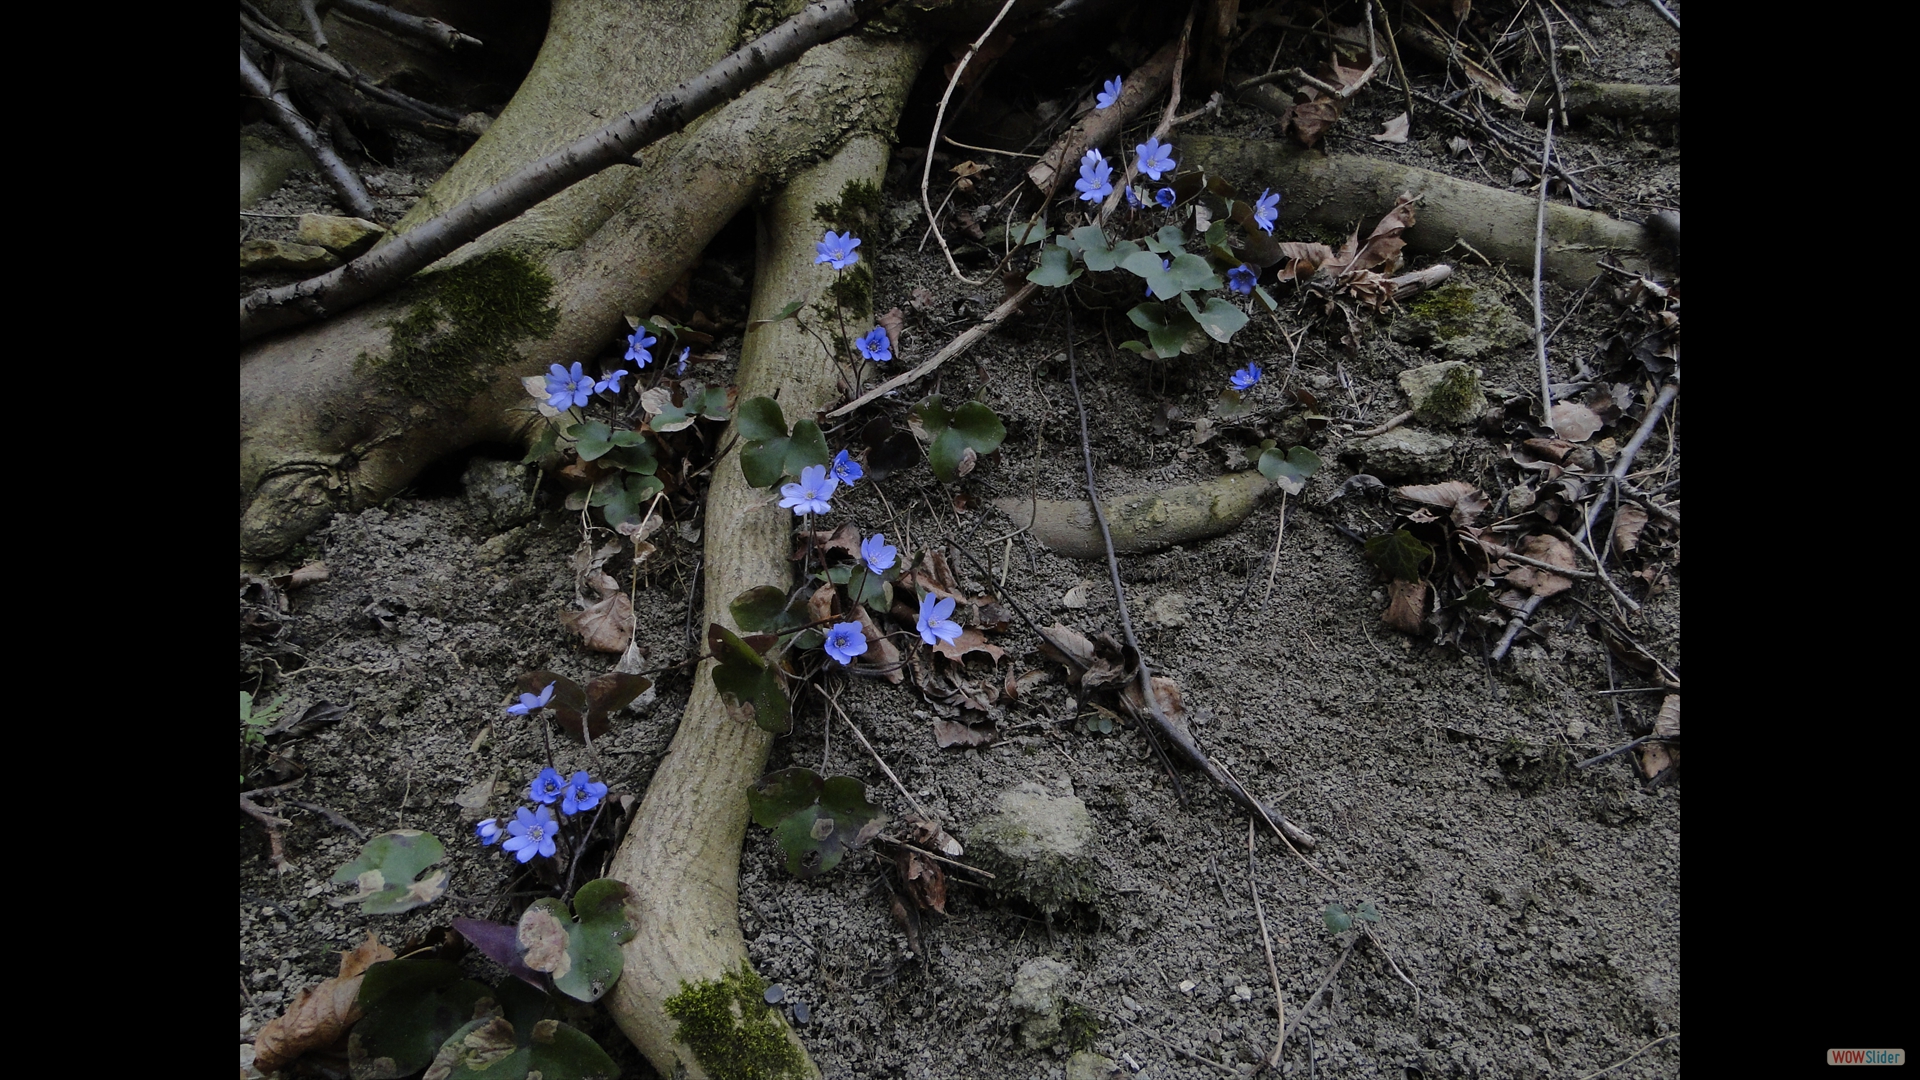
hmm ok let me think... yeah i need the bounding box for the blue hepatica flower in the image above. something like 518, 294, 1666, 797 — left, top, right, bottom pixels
596, 367, 629, 395
815, 230, 861, 270
916, 592, 962, 647
823, 622, 868, 665
1252, 188, 1281, 235
1144, 258, 1172, 299
503, 805, 558, 863
475, 818, 503, 845
672, 346, 690, 375
625, 327, 658, 367
1135, 137, 1176, 181
561, 771, 608, 816
1124, 185, 1143, 209
1096, 76, 1123, 110
1075, 149, 1114, 203
860, 533, 898, 573
1231, 363, 1263, 392
507, 682, 556, 716
856, 327, 892, 363
1227, 264, 1257, 295
1155, 187, 1176, 208
544, 363, 594, 411
530, 767, 566, 805
779, 464, 838, 516
832, 449, 864, 486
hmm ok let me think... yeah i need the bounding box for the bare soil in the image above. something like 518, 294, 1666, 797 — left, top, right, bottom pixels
241, 3, 1680, 1077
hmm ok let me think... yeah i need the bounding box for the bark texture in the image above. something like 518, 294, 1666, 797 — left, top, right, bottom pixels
602, 131, 903, 1080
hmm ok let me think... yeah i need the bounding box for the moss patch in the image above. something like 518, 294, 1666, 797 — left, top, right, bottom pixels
1407, 284, 1481, 339
356, 250, 560, 407
663, 962, 806, 1080
1058, 1001, 1100, 1051
1391, 284, 1527, 361
813, 180, 883, 236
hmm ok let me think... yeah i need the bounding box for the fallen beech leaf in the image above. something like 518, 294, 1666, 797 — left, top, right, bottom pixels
1504, 534, 1576, 597
934, 627, 1005, 664
1550, 402, 1603, 442
253, 933, 395, 1073
560, 593, 634, 653
855, 606, 904, 685
1371, 112, 1410, 142
896, 847, 948, 914
932, 719, 997, 748
1612, 504, 1650, 556
287, 561, 330, 589
1381, 579, 1428, 634
1395, 481, 1490, 525
1287, 97, 1342, 147
1121, 675, 1188, 727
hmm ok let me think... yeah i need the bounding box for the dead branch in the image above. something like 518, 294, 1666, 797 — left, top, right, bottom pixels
327, 0, 482, 51
240, 45, 377, 220
1523, 81, 1680, 124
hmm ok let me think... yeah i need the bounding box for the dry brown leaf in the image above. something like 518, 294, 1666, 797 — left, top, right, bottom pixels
906, 813, 964, 857
1612, 504, 1650, 556
1120, 675, 1188, 729
253, 933, 395, 1073
934, 627, 1005, 664
1382, 578, 1428, 634
876, 307, 906, 349
898, 848, 949, 914
1504, 534, 1576, 597
807, 582, 837, 625
1343, 195, 1415, 276
932, 719, 997, 748
518, 905, 574, 979
796, 521, 862, 562
286, 561, 330, 589
1550, 402, 1603, 442
855, 606, 904, 685
560, 593, 634, 653
1395, 480, 1490, 525
1287, 97, 1342, 147
1372, 112, 1410, 142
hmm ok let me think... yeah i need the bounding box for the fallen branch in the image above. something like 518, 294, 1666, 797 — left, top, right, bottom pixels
328, 0, 482, 51
240, 45, 377, 220
239, 0, 861, 342
1524, 81, 1680, 123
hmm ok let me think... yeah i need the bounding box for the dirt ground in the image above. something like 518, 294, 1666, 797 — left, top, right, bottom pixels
240, 3, 1680, 1077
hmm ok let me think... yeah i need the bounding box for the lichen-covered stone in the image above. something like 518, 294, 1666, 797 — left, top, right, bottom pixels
1355, 428, 1457, 479
1398, 361, 1487, 427
297, 213, 386, 257
463, 457, 536, 530
240, 239, 338, 273
1067, 1050, 1118, 1080
966, 785, 1098, 913
1009, 957, 1073, 1050
1389, 283, 1527, 361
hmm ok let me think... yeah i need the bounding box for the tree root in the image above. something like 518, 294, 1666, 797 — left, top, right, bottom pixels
992, 470, 1275, 559
1182, 135, 1663, 282
600, 130, 907, 1080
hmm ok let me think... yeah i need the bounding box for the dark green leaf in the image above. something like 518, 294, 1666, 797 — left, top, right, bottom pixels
1183, 294, 1247, 343
1324, 904, 1353, 933
919, 398, 1007, 483
352, 960, 491, 1078
1356, 900, 1381, 923
748, 299, 806, 329
734, 397, 788, 443
521, 425, 558, 465
1143, 224, 1187, 254
746, 768, 885, 880
599, 472, 663, 530
520, 879, 639, 1003
1127, 301, 1169, 333
709, 624, 789, 733
1026, 242, 1083, 287
1257, 446, 1322, 495
1254, 285, 1277, 312
331, 831, 447, 915
730, 586, 794, 634
1167, 252, 1219, 293
569, 422, 616, 462
740, 440, 789, 489
784, 419, 831, 478
1363, 528, 1434, 581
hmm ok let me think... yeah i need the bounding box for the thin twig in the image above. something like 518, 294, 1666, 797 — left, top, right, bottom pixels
1531, 113, 1556, 420
1639, 0, 1680, 32
1372, 0, 1417, 123
826, 282, 1039, 418
1545, 523, 1640, 613
1259, 491, 1291, 609
1537, 3, 1569, 128
816, 686, 929, 818
1278, 937, 1356, 1052
1575, 1032, 1680, 1080
330, 0, 482, 50
286, 800, 370, 841
239, 46, 377, 220
240, 6, 467, 125
921, 0, 1018, 285
1248, 820, 1287, 1070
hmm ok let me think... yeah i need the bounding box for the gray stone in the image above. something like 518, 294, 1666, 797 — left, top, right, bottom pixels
1355, 428, 1456, 480
464, 458, 537, 530
966, 784, 1098, 914
1397, 361, 1487, 427
296, 213, 386, 257
241, 135, 308, 209
240, 239, 338, 273
1066, 1051, 1117, 1080
1008, 957, 1073, 1050
1387, 283, 1528, 361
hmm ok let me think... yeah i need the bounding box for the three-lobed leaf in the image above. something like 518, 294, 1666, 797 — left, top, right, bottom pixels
746, 768, 886, 880
709, 624, 790, 733
1257, 445, 1322, 495
331, 831, 448, 915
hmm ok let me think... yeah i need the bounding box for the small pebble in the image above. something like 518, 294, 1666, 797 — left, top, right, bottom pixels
793, 1000, 811, 1024
763, 984, 786, 1004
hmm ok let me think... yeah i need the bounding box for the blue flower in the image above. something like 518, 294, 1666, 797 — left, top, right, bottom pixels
502, 805, 558, 863
856, 327, 892, 362
544, 363, 593, 411
1144, 258, 1171, 299
1074, 149, 1114, 203
1124, 185, 1143, 209
832, 449, 864, 486
1096, 76, 1123, 110
1135, 137, 1176, 181
815, 230, 861, 270
530, 767, 566, 805
823, 622, 868, 665
1231, 363, 1263, 391
860, 533, 897, 573
916, 592, 961, 647
507, 682, 556, 716
1155, 187, 1176, 208
672, 346, 690, 375
1252, 188, 1281, 235
475, 818, 503, 845
1227, 264, 1257, 295
561, 770, 608, 815
778, 464, 838, 516
596, 368, 630, 394
625, 327, 658, 367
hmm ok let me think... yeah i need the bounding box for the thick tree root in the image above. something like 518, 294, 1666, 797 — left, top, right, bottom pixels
600, 131, 906, 1080
993, 470, 1275, 559
1182, 135, 1662, 282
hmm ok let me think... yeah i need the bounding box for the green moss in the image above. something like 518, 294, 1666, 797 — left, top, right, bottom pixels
1058, 1002, 1100, 1051
1417, 365, 1480, 421
356, 250, 561, 407
663, 963, 807, 1080
813, 180, 883, 236
1407, 284, 1480, 341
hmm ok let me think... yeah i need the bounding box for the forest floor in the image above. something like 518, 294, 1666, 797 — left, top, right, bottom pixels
241, 2, 1680, 1077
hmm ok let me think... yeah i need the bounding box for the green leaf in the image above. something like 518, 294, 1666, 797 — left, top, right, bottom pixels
427, 1011, 619, 1080
746, 768, 886, 880
1071, 225, 1132, 272
918, 397, 1007, 482
1254, 285, 1277, 312
1118, 339, 1151, 354
1184, 295, 1248, 343
569, 422, 616, 462
1257, 445, 1322, 495
1204, 220, 1228, 247
1147, 313, 1201, 359
734, 396, 787, 443
1027, 242, 1083, 287
709, 624, 790, 733
521, 424, 558, 465
1127, 301, 1168, 333
748, 299, 806, 329
1323, 904, 1353, 933
1363, 528, 1434, 582
1356, 900, 1382, 923
351, 960, 491, 1077
824, 565, 890, 609
331, 831, 448, 915
688, 384, 731, 421
740, 440, 789, 489
1142, 224, 1187, 254
1122, 250, 1179, 301
783, 419, 831, 478
518, 879, 639, 1003
1216, 388, 1251, 419
730, 586, 795, 634
598, 472, 663, 529
1166, 252, 1220, 294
